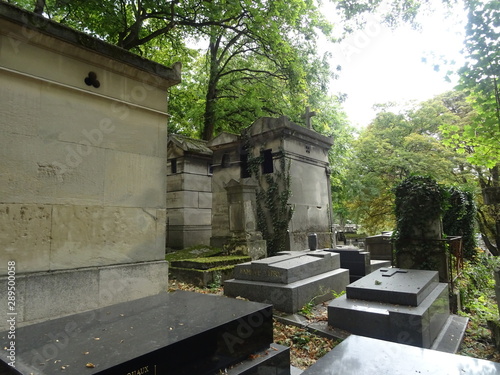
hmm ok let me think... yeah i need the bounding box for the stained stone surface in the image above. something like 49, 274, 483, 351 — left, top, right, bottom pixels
0, 291, 276, 375
302, 335, 500, 375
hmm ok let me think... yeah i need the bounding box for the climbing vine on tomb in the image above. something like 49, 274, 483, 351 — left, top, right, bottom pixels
442, 186, 477, 260
393, 175, 448, 271
243, 135, 293, 256
393, 175, 478, 273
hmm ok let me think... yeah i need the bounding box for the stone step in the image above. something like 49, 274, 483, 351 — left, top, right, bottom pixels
225, 344, 291, 374
0, 291, 279, 375
233, 250, 340, 285
291, 366, 304, 375
370, 260, 392, 272
430, 315, 469, 353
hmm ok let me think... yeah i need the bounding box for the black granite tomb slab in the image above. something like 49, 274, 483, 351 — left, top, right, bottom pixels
302, 335, 500, 375
233, 251, 340, 284
346, 268, 439, 306
324, 247, 371, 282
329, 271, 451, 348
0, 291, 274, 375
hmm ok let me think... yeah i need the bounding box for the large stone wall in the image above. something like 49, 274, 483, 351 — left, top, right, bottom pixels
0, 3, 180, 328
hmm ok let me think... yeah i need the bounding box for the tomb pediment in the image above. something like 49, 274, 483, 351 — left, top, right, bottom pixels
167, 134, 212, 156
207, 132, 240, 148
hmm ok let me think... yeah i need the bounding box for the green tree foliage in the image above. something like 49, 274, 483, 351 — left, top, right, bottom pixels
442, 0, 500, 168
333, 0, 458, 30
10, 0, 339, 140
346, 92, 473, 235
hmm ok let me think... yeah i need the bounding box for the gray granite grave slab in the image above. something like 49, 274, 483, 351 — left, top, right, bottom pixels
233, 250, 340, 284
346, 268, 439, 306
225, 268, 349, 313
302, 335, 500, 375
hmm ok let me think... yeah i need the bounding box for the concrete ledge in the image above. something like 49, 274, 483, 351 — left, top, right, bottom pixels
0, 261, 168, 330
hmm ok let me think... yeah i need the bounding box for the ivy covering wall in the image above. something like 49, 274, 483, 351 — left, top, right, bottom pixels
244, 136, 293, 256
393, 175, 477, 274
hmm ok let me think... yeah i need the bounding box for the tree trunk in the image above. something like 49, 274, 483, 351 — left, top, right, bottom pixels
202, 34, 220, 141
481, 233, 499, 256
33, 0, 45, 14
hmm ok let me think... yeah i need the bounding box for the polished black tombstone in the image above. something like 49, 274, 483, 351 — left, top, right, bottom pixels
0, 291, 289, 375
302, 335, 500, 375
329, 268, 451, 348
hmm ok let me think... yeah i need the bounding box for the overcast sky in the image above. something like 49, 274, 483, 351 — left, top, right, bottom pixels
322, 3, 467, 128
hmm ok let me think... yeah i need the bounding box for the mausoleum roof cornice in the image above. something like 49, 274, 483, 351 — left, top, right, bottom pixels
0, 2, 181, 89
245, 116, 334, 150
168, 134, 213, 156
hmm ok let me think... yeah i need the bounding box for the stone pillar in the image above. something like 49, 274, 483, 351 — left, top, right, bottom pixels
224, 179, 266, 259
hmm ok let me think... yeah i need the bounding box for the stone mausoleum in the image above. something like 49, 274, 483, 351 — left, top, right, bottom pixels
166, 135, 213, 249
167, 116, 335, 255
0, 5, 291, 374
0, 3, 180, 329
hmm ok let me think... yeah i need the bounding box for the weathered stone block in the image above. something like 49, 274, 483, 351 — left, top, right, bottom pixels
0, 204, 52, 275
99, 261, 168, 306
23, 268, 100, 323
50, 205, 163, 270
198, 192, 213, 209
167, 191, 202, 208
166, 208, 212, 226
0, 132, 106, 206
0, 261, 169, 331
104, 151, 165, 207
168, 173, 213, 192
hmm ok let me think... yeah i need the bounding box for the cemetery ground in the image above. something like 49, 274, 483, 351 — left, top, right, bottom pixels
167, 251, 500, 370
